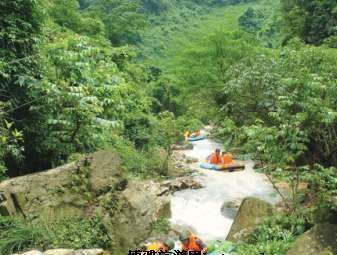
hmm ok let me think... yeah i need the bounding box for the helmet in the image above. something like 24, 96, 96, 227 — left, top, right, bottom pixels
179, 230, 190, 242
163, 238, 175, 250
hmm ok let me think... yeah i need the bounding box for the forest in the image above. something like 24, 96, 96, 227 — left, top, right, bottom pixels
1, 0, 337, 254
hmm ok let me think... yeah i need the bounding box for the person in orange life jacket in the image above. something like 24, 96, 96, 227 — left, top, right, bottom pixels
208, 148, 222, 164
221, 151, 234, 165
179, 231, 208, 253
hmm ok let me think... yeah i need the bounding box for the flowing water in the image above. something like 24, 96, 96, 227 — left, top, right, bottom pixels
170, 132, 281, 241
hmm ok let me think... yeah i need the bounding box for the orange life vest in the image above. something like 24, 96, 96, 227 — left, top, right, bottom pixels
209, 153, 222, 164
182, 234, 202, 251
222, 153, 233, 164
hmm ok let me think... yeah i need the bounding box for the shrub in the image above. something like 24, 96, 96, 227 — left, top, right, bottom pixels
0, 217, 48, 255
234, 213, 311, 255
0, 216, 112, 254
151, 217, 170, 234
44, 217, 112, 250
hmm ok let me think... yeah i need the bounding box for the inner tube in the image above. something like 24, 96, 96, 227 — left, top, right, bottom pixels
200, 163, 218, 170
188, 135, 205, 141
200, 163, 245, 172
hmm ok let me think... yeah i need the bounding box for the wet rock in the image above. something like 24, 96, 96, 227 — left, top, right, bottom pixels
226, 197, 274, 243
172, 143, 193, 151
221, 199, 241, 219
161, 177, 203, 194
286, 224, 337, 255
185, 156, 199, 164
44, 249, 75, 255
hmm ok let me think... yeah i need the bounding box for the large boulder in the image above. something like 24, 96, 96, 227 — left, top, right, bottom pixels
226, 197, 274, 243
0, 151, 126, 218
0, 151, 171, 254
286, 224, 337, 255
101, 180, 171, 254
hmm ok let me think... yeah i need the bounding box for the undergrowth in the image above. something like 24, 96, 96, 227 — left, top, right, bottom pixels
0, 216, 112, 255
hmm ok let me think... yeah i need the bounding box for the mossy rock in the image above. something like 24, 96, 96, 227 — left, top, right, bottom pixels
226, 197, 274, 243
286, 224, 337, 255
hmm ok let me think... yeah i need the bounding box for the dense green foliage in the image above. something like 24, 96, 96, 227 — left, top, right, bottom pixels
0, 216, 111, 254
239, 7, 269, 33
282, 0, 337, 45
0, 0, 190, 178
2, 0, 337, 254
0, 0, 43, 176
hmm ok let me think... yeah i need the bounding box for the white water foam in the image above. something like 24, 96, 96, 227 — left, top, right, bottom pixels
170, 134, 281, 241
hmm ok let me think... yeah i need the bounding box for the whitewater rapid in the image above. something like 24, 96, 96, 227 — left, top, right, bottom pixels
170, 132, 280, 241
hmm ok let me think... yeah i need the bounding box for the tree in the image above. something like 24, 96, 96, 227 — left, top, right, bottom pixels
281, 0, 337, 45
0, 105, 23, 180
239, 7, 269, 33
86, 0, 146, 45
155, 111, 181, 175
0, 0, 43, 174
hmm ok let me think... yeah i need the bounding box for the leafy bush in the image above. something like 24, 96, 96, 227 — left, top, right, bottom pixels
0, 216, 112, 254
108, 135, 149, 175
107, 134, 170, 178
234, 213, 310, 255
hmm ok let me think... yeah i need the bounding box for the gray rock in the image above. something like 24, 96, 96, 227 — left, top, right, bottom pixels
0, 150, 171, 254
286, 224, 337, 255
19, 251, 44, 255
99, 180, 171, 253
161, 177, 203, 194
221, 199, 241, 219
171, 143, 193, 151
44, 249, 75, 255
185, 156, 198, 164
226, 197, 274, 243
73, 249, 104, 255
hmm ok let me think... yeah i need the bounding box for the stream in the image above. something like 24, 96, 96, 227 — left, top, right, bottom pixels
170, 130, 281, 241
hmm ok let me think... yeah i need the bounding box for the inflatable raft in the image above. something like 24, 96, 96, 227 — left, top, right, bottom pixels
200, 162, 245, 172
188, 135, 206, 142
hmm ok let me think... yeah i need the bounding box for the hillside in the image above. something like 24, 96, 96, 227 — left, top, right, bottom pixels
1, 0, 337, 255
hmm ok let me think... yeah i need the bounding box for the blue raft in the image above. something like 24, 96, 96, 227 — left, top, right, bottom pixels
188, 135, 206, 142
200, 162, 245, 172
200, 162, 219, 170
